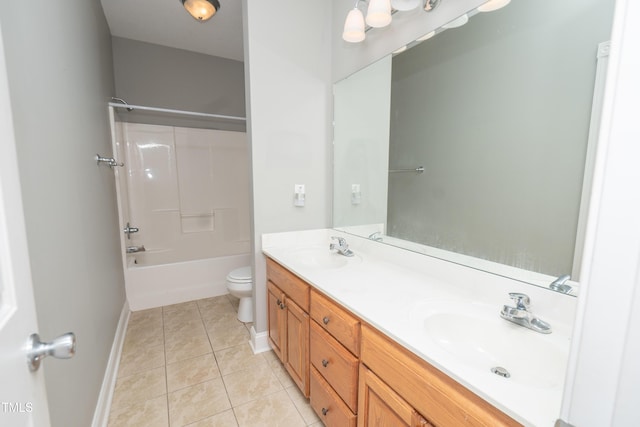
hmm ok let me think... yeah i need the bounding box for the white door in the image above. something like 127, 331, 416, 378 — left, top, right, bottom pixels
0, 25, 51, 427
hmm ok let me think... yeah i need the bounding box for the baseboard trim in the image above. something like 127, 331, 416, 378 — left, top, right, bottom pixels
249, 326, 271, 354
91, 300, 130, 427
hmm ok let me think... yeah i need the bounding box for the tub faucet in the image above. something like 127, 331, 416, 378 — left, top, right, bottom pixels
500, 292, 552, 334
330, 236, 354, 257
549, 274, 572, 294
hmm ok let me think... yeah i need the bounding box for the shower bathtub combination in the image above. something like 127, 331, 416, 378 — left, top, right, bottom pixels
108, 102, 250, 311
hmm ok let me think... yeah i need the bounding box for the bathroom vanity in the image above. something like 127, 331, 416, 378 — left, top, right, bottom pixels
263, 229, 576, 427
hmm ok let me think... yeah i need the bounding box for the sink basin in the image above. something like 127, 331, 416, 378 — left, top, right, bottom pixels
412, 301, 568, 389
285, 246, 361, 269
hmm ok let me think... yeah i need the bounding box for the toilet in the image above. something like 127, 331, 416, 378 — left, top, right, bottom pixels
226, 266, 253, 322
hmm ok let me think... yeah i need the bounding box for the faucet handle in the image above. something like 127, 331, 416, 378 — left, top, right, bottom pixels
508, 292, 530, 310
331, 236, 346, 246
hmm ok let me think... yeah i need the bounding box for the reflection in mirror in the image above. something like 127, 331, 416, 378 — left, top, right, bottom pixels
333, 0, 614, 294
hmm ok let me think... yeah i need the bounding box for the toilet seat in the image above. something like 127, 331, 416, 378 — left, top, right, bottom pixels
227, 266, 252, 283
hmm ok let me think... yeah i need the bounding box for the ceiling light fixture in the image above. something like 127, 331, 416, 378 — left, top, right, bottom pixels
181, 0, 220, 22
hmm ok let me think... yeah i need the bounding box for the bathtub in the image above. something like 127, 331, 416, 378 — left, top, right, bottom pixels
125, 252, 251, 311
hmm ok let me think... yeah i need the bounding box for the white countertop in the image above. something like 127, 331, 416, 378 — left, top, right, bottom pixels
262, 228, 576, 427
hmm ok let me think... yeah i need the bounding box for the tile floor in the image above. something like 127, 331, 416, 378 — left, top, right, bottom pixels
108, 295, 322, 427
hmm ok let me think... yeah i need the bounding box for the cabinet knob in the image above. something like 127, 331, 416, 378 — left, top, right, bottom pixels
322, 316, 330, 325
276, 298, 281, 306
322, 359, 329, 367
280, 303, 285, 309
321, 407, 329, 416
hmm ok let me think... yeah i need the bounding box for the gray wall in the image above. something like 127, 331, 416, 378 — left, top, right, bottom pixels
387, 0, 614, 276
0, 2, 125, 426
243, 0, 333, 335
112, 37, 245, 119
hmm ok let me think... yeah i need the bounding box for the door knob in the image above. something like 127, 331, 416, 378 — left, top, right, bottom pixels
27, 332, 76, 372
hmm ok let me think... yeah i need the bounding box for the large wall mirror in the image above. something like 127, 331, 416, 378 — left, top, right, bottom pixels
333, 0, 614, 294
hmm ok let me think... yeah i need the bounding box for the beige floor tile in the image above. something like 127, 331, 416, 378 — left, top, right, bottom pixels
168, 378, 231, 426
233, 390, 306, 427
164, 318, 207, 341
203, 312, 243, 330
267, 357, 297, 389
129, 307, 163, 323
222, 363, 283, 407
118, 343, 165, 378
164, 310, 202, 328
207, 323, 250, 351
111, 366, 166, 409
184, 409, 238, 427
214, 343, 267, 376
167, 353, 221, 392
163, 301, 199, 316
165, 333, 212, 364
108, 395, 168, 427
285, 386, 320, 425
122, 324, 164, 353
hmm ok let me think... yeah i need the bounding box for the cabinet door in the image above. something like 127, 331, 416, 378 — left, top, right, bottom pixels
285, 297, 310, 397
358, 365, 430, 427
267, 280, 286, 362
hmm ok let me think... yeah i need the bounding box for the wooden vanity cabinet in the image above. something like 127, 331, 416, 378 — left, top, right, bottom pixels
266, 260, 522, 427
309, 289, 361, 426
358, 364, 433, 427
266, 259, 310, 397
360, 325, 521, 427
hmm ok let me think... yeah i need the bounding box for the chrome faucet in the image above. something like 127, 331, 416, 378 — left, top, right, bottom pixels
549, 274, 572, 294
329, 236, 354, 257
500, 292, 552, 334
368, 231, 383, 241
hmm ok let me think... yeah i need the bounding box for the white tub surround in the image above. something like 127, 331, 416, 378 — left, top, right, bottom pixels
262, 228, 577, 427
125, 253, 250, 311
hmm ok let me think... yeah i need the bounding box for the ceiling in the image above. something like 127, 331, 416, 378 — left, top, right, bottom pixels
101, 0, 245, 62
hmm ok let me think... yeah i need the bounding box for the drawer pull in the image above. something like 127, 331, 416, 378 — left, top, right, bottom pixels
322, 359, 329, 367
323, 316, 330, 325
321, 407, 329, 416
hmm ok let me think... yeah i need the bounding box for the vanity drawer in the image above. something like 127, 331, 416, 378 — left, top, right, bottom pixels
266, 258, 309, 311
360, 325, 521, 427
310, 366, 356, 427
310, 289, 360, 355
310, 321, 359, 412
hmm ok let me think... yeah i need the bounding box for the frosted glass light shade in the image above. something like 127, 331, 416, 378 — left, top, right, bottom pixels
342, 8, 366, 43
442, 14, 469, 29
182, 0, 219, 22
416, 30, 435, 41
391, 0, 420, 11
478, 0, 511, 12
366, 0, 392, 28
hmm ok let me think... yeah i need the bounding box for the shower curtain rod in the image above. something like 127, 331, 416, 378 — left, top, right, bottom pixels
108, 102, 246, 122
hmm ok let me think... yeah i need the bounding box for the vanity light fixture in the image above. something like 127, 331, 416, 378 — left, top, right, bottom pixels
442, 13, 469, 29
416, 30, 436, 41
181, 0, 220, 22
343, 2, 367, 43
342, 0, 441, 43
366, 0, 392, 28
391, 0, 420, 11
477, 0, 511, 12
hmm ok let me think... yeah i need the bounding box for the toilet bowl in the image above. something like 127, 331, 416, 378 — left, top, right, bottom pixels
226, 266, 253, 322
